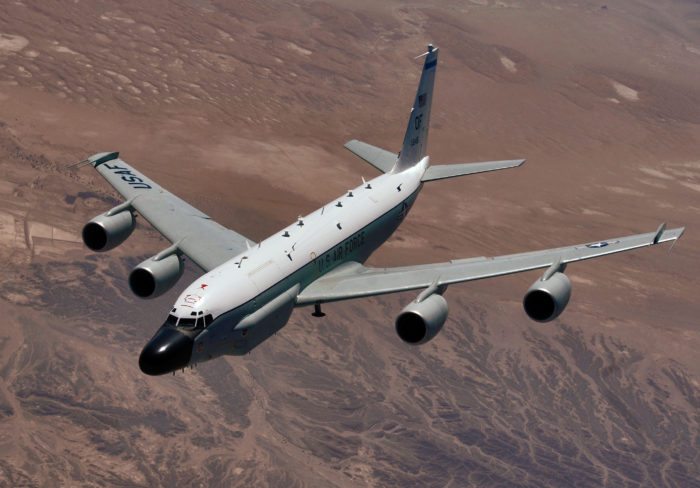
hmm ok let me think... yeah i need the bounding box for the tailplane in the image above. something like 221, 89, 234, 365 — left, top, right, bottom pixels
394, 44, 438, 172
344, 45, 525, 181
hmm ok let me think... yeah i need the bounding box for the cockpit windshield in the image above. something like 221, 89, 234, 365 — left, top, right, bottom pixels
179, 318, 197, 328
164, 313, 213, 330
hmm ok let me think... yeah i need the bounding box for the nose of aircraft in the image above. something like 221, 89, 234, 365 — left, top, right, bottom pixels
139, 326, 194, 375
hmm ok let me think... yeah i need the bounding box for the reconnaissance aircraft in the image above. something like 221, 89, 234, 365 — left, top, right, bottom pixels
77, 45, 684, 375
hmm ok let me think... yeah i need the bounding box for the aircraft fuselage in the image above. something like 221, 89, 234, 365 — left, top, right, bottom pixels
138, 158, 427, 374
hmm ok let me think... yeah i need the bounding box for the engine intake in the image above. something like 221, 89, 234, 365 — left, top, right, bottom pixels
395, 293, 448, 345
82, 211, 135, 252
523, 272, 572, 322
129, 253, 184, 299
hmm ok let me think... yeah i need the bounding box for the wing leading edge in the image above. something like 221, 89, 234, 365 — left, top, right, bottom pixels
297, 225, 684, 304
88, 152, 254, 271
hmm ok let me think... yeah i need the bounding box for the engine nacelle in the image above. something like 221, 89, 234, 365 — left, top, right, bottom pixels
129, 254, 184, 299
395, 293, 448, 345
523, 272, 572, 322
82, 211, 135, 252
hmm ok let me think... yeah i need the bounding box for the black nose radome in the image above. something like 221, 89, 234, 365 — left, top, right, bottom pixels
139, 327, 193, 376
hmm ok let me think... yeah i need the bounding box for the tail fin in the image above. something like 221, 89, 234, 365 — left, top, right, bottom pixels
393, 44, 439, 172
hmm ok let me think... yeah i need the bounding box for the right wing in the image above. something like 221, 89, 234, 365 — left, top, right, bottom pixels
297, 225, 684, 304
88, 152, 253, 271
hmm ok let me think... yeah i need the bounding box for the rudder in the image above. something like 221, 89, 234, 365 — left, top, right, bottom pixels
394, 44, 438, 172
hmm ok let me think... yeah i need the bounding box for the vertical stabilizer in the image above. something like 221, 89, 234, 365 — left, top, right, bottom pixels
394, 44, 438, 172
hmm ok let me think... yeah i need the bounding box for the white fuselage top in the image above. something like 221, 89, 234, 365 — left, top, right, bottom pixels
171, 159, 428, 319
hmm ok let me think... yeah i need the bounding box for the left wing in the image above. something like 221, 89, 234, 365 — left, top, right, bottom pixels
87, 152, 253, 271
297, 225, 684, 304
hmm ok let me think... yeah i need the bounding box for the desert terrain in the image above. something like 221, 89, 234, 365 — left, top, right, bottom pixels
0, 0, 699, 486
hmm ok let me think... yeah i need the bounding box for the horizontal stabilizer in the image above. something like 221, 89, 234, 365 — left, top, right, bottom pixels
344, 139, 397, 174
421, 159, 525, 182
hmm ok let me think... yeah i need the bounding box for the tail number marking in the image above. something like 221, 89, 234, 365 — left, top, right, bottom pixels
414, 114, 423, 130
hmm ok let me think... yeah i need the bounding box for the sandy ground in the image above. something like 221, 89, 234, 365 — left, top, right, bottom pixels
0, 0, 699, 486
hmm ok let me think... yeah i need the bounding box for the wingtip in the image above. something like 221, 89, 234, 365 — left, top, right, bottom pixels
88, 151, 120, 168
70, 151, 120, 170
655, 225, 685, 246
664, 226, 685, 253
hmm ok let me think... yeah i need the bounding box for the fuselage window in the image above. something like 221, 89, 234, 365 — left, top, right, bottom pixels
165, 314, 178, 326
204, 314, 213, 327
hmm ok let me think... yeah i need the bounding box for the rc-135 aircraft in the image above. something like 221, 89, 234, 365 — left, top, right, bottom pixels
79, 45, 683, 375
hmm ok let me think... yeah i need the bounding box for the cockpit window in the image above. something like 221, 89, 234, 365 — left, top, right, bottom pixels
178, 318, 196, 328
167, 314, 212, 329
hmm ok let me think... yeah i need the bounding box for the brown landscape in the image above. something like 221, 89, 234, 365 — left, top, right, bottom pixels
0, 0, 699, 486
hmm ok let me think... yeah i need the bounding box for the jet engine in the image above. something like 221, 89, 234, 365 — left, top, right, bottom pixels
82, 210, 135, 252
395, 293, 448, 345
129, 253, 184, 299
523, 271, 571, 322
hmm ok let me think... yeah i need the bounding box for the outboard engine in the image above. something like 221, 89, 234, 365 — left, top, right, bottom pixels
395, 293, 448, 345
129, 253, 184, 299
523, 271, 572, 322
82, 210, 135, 252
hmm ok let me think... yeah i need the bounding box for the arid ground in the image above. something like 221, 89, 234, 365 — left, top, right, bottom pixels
0, 1, 699, 486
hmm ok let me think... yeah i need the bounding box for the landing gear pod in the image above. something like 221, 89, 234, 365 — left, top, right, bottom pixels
523, 272, 572, 322
395, 293, 449, 345
82, 210, 135, 252
129, 253, 185, 299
